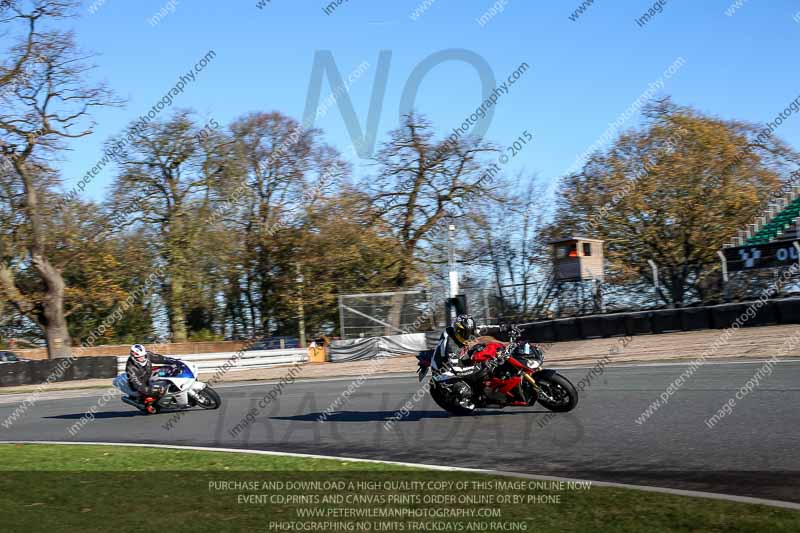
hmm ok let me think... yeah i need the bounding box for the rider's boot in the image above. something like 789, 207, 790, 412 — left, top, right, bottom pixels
143, 396, 158, 414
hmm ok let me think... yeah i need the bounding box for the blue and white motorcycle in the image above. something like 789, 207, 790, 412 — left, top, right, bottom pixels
113, 360, 222, 414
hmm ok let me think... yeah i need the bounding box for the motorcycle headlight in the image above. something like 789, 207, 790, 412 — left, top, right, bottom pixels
526, 359, 541, 370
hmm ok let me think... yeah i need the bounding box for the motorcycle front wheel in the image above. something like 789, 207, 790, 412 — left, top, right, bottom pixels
194, 387, 222, 410
534, 373, 578, 413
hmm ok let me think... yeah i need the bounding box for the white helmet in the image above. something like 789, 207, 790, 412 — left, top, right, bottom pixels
130, 344, 148, 366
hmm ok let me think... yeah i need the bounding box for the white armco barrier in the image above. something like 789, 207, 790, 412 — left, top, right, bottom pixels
116, 348, 308, 374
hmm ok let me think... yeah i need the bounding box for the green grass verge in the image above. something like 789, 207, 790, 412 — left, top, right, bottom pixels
1, 444, 798, 533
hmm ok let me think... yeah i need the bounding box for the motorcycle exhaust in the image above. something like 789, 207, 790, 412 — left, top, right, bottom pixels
121, 396, 143, 409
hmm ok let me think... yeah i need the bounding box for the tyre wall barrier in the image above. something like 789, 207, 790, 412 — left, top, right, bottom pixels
651, 309, 683, 334
554, 318, 580, 342
0, 349, 308, 387
0, 356, 117, 387
517, 297, 800, 344
681, 307, 711, 331
577, 316, 606, 339
776, 299, 800, 323
626, 311, 654, 336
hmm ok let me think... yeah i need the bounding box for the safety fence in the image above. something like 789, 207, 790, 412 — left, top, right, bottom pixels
518, 297, 800, 343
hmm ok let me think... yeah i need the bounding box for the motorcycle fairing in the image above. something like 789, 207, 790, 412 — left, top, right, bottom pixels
486, 375, 522, 398
471, 342, 504, 363
114, 360, 205, 410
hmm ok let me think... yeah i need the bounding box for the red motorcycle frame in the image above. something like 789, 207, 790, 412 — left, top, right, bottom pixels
418, 325, 579, 415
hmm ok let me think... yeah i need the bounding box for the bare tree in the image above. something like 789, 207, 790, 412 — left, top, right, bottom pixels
369, 113, 500, 286
472, 176, 552, 320
0, 1, 118, 357
366, 113, 500, 330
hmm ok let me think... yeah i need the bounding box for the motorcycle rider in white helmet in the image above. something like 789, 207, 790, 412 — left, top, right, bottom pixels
125, 344, 179, 414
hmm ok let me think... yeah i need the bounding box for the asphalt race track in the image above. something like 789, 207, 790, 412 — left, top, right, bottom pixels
2, 360, 799, 503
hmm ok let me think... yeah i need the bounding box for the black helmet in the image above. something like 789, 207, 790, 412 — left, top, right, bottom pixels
453, 314, 476, 343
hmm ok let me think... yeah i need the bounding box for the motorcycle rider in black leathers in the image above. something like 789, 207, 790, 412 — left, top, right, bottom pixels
125, 344, 179, 414
431, 316, 527, 406
432, 314, 480, 372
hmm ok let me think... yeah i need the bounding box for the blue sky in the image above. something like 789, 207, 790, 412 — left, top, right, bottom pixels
61, 0, 800, 203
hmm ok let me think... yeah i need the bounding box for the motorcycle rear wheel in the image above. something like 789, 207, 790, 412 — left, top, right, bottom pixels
195, 387, 222, 410
535, 373, 578, 413
430, 383, 475, 416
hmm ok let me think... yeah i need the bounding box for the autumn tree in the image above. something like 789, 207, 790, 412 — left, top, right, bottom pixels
282, 190, 406, 337
225, 111, 347, 336
54, 199, 158, 344
0, 1, 117, 357
108, 111, 232, 342
552, 98, 798, 307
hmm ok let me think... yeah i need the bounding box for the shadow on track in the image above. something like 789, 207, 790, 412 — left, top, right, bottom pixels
272, 409, 548, 423
45, 410, 144, 420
